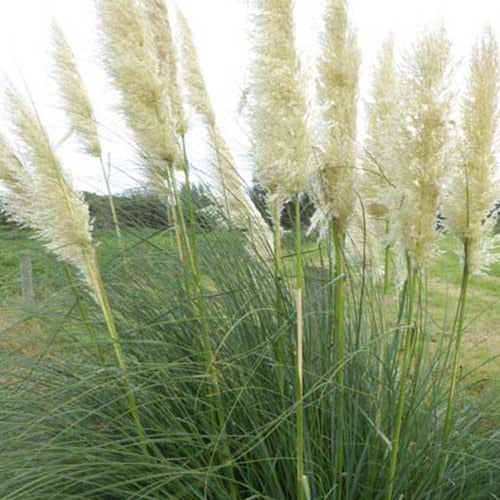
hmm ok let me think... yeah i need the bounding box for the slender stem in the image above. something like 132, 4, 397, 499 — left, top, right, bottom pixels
182, 136, 215, 404
165, 162, 193, 306
209, 125, 232, 226
85, 251, 148, 457
356, 201, 367, 343
273, 196, 285, 395
332, 219, 346, 495
396, 276, 409, 327
63, 263, 104, 366
384, 219, 391, 295
437, 240, 470, 482
378, 221, 392, 420
167, 184, 184, 261
295, 192, 305, 500
181, 135, 238, 500
385, 267, 418, 500
410, 271, 426, 404
99, 154, 123, 247
328, 222, 335, 363
367, 221, 391, 495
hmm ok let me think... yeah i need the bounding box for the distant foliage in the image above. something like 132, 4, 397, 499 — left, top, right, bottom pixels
86, 184, 222, 230
1, 184, 223, 231
248, 184, 316, 231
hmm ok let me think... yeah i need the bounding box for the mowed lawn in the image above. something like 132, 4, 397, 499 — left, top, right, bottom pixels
426, 238, 500, 392
1, 227, 498, 389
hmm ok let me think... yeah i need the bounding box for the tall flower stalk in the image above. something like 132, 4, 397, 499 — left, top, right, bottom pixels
249, 1, 309, 497
97, 0, 199, 318
363, 34, 399, 492
438, 27, 499, 482
98, 2, 238, 494
96, 0, 186, 258
313, 0, 360, 490
51, 22, 123, 249
0, 89, 147, 456
385, 27, 453, 500
363, 34, 398, 293
177, 8, 271, 253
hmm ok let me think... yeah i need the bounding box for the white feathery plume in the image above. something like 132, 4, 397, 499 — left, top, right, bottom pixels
177, 8, 271, 247
248, 0, 309, 198
0, 133, 35, 227
357, 35, 399, 279
248, 5, 309, 494
176, 8, 215, 129
145, 0, 187, 136
96, 0, 177, 193
443, 28, 500, 274
312, 0, 360, 236
393, 27, 453, 270
1, 89, 149, 449
52, 22, 101, 157
3, 88, 95, 288
52, 22, 127, 247
363, 34, 398, 218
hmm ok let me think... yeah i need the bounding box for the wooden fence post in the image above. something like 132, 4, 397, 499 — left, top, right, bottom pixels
19, 253, 35, 302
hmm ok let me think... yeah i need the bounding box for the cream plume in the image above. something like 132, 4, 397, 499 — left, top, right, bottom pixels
97, 0, 177, 192
177, 8, 271, 245
176, 8, 215, 128
52, 22, 101, 157
313, 0, 360, 235
145, 0, 187, 136
249, 0, 309, 198
363, 34, 398, 217
0, 133, 35, 226
393, 27, 453, 270
3, 88, 95, 286
443, 28, 500, 273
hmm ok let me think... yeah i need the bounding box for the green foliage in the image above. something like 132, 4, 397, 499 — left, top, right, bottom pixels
0, 230, 498, 499
249, 184, 316, 231
88, 184, 223, 231
1, 184, 223, 232
84, 190, 169, 229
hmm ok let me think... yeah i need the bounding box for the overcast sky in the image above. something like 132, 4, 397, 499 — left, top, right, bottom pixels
0, 0, 498, 194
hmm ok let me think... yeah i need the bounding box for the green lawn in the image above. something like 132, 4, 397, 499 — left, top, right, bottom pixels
426, 237, 500, 392
1, 226, 498, 386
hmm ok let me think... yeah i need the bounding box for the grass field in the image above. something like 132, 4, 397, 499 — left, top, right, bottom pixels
1, 225, 498, 499
1, 226, 498, 389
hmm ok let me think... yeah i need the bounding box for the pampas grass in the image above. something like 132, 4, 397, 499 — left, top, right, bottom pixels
249, 2, 309, 497
0, 87, 148, 456
97, 0, 195, 312
146, 0, 187, 137
384, 27, 454, 500
443, 27, 500, 275
52, 22, 123, 246
0, 2, 499, 499
249, 0, 309, 200
314, 0, 360, 236
177, 8, 271, 250
4, 88, 95, 284
438, 26, 500, 483
363, 34, 398, 291
311, 1, 361, 490
97, 0, 177, 191
51, 22, 101, 158
393, 26, 453, 272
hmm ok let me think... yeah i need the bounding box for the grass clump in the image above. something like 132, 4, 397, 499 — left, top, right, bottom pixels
0, 233, 499, 499
0, 0, 499, 498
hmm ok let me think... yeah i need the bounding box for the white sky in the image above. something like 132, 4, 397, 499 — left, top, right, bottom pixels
0, 0, 498, 194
